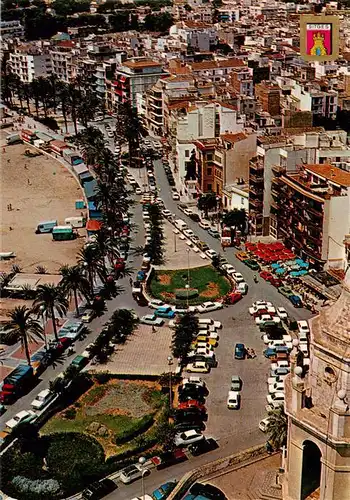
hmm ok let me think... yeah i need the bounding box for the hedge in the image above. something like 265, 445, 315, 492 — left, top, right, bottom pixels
114, 414, 154, 445
175, 288, 199, 299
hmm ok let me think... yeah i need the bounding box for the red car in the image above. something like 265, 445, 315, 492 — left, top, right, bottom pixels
178, 400, 206, 412
224, 291, 242, 304
114, 258, 125, 272
260, 271, 274, 281
270, 278, 283, 288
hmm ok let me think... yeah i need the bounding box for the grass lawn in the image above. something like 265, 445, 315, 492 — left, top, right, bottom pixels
150, 265, 231, 304
41, 379, 167, 456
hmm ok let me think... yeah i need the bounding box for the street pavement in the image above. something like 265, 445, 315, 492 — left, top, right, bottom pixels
0, 127, 313, 499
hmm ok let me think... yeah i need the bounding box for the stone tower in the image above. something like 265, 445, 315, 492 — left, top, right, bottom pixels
283, 268, 350, 500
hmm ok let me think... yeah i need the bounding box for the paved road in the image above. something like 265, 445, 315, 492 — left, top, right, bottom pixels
1, 128, 313, 499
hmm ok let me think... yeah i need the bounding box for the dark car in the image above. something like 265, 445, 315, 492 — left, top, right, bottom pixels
153, 448, 187, 470
207, 228, 220, 239
82, 479, 117, 499
190, 483, 227, 500
178, 384, 209, 397
174, 408, 207, 421
174, 421, 206, 433
234, 343, 245, 360
188, 438, 219, 456
289, 295, 302, 307
151, 481, 177, 500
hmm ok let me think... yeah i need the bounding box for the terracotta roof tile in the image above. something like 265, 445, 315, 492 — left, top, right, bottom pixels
190, 59, 245, 71
304, 164, 350, 188
221, 132, 247, 143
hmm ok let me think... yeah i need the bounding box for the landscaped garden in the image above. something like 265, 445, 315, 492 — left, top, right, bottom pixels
1, 377, 170, 499
149, 265, 231, 305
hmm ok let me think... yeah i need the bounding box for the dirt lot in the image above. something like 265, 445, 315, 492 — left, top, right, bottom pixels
0, 131, 84, 274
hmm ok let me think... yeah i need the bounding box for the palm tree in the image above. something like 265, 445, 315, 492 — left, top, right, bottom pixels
77, 244, 106, 290
32, 284, 69, 342
59, 265, 91, 316
73, 126, 105, 166
197, 192, 218, 219
3, 306, 44, 366
266, 406, 288, 450
115, 102, 142, 166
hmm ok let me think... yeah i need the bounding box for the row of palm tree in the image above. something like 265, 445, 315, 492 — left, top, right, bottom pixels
1, 71, 102, 134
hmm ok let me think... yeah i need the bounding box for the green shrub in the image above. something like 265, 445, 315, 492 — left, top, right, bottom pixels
114, 414, 154, 445
175, 288, 199, 299
63, 408, 76, 420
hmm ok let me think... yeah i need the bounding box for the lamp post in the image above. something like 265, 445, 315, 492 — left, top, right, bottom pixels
39, 305, 48, 350
185, 284, 190, 308
139, 456, 146, 499
167, 355, 173, 410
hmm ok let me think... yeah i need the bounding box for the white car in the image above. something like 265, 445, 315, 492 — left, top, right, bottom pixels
197, 301, 223, 313
140, 315, 164, 326
221, 264, 236, 274
299, 343, 309, 356
249, 304, 272, 316
119, 464, 149, 484
196, 342, 214, 351
193, 347, 214, 358
148, 299, 164, 309
271, 361, 290, 372
197, 331, 219, 341
183, 229, 195, 238
172, 192, 180, 201
205, 249, 218, 260
31, 389, 54, 410
266, 392, 285, 405
236, 282, 248, 295
268, 381, 285, 394
198, 318, 222, 329
298, 320, 310, 335
265, 401, 283, 413
135, 187, 142, 195
182, 377, 206, 388
232, 272, 244, 284
81, 309, 95, 323
259, 418, 270, 433
6, 410, 36, 430
186, 362, 210, 373
162, 209, 172, 218
227, 391, 240, 409
255, 314, 273, 326
268, 340, 287, 349
251, 300, 273, 309
184, 208, 193, 217
276, 307, 288, 320
199, 221, 211, 230
174, 429, 204, 447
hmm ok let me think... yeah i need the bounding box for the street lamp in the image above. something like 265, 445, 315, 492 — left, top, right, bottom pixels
139, 456, 147, 499
185, 284, 190, 308
187, 248, 190, 287
167, 355, 173, 410
39, 305, 48, 350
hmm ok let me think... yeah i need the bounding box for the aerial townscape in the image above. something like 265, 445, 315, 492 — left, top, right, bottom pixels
1, 0, 350, 499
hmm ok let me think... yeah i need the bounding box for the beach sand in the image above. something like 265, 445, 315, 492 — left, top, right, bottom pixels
1, 131, 85, 274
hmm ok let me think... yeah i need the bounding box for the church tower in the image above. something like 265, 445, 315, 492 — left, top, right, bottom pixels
283, 268, 350, 500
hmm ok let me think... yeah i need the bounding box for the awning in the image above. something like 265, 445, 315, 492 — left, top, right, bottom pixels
86, 220, 102, 232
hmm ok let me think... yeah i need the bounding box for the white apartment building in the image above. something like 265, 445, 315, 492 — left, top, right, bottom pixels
50, 46, 76, 83
9, 50, 52, 83
175, 101, 245, 182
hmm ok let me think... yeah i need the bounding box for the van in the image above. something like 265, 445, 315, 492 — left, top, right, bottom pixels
52, 225, 75, 241
236, 282, 248, 295
35, 220, 58, 234
174, 219, 187, 231
65, 216, 85, 228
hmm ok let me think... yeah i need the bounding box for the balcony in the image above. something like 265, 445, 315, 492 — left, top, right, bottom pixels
272, 164, 286, 176
249, 198, 263, 209
307, 205, 323, 218
249, 158, 264, 172
249, 185, 263, 196
271, 199, 278, 210
249, 173, 264, 183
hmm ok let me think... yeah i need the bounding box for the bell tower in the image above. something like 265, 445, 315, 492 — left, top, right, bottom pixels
283, 268, 350, 500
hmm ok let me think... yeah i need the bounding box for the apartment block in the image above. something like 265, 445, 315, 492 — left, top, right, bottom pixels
271, 164, 350, 269
0, 20, 24, 40
9, 49, 52, 83
255, 81, 281, 117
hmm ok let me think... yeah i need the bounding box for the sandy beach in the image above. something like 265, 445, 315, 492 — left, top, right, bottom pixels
0, 130, 85, 274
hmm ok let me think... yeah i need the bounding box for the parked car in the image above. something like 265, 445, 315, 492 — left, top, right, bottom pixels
198, 220, 211, 230
153, 449, 188, 470
188, 438, 219, 456
207, 228, 220, 238
224, 291, 242, 304
154, 306, 176, 319
186, 362, 210, 373
230, 375, 242, 391
182, 377, 206, 388
197, 301, 223, 313
268, 381, 285, 394
178, 400, 206, 412
119, 464, 149, 484
244, 259, 261, 271
6, 409, 36, 430
278, 286, 294, 298
227, 391, 240, 409
277, 307, 288, 320
172, 192, 180, 200
82, 479, 117, 499
236, 282, 248, 295
140, 314, 164, 326
151, 481, 177, 500
289, 295, 302, 307
174, 429, 204, 447
266, 392, 285, 405
234, 343, 245, 360
189, 483, 226, 500
260, 271, 274, 281
298, 320, 310, 335
259, 418, 270, 433
31, 389, 55, 410
205, 249, 218, 259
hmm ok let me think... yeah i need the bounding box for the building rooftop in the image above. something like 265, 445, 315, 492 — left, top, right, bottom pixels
221, 132, 247, 143
190, 59, 245, 70
305, 164, 350, 188
123, 59, 162, 69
